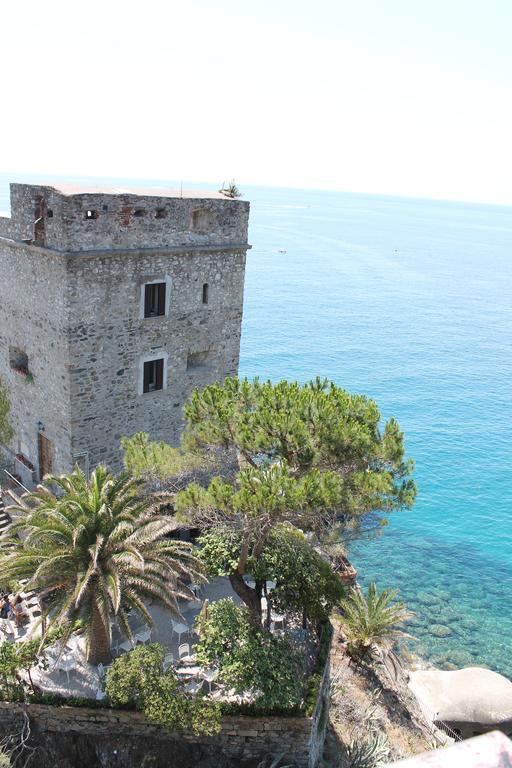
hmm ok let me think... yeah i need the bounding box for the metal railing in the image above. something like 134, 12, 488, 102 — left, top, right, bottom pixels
388, 731, 512, 767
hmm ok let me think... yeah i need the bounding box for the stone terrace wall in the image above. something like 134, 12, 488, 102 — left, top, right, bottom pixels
0, 703, 323, 768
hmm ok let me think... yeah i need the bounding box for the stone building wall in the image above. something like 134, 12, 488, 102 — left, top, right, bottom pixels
0, 703, 322, 768
0, 182, 249, 478
0, 238, 73, 475
4, 184, 249, 252
67, 245, 246, 471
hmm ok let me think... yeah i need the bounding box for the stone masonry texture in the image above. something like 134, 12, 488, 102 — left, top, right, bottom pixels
0, 182, 249, 477
0, 705, 317, 768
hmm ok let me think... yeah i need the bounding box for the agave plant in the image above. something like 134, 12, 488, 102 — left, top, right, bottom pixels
338, 583, 413, 662
0, 466, 205, 664
345, 732, 391, 768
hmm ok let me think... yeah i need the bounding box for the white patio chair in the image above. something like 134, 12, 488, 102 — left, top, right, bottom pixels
118, 637, 136, 653
201, 667, 219, 694
134, 626, 151, 644
57, 656, 75, 686
184, 679, 203, 695
0, 619, 14, 638
271, 612, 285, 630
163, 652, 174, 670
178, 643, 196, 663
97, 662, 107, 679
171, 620, 189, 646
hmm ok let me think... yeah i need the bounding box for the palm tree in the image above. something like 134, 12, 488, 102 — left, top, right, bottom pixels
338, 583, 413, 662
0, 466, 204, 664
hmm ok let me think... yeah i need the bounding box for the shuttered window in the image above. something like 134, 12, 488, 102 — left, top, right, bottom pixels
144, 283, 166, 318
143, 359, 164, 393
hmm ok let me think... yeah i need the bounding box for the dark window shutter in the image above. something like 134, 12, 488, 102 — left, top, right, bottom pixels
144, 284, 153, 318
155, 359, 164, 390
157, 283, 166, 315
143, 361, 151, 393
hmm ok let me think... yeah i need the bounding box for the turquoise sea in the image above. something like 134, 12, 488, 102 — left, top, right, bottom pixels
1, 176, 511, 677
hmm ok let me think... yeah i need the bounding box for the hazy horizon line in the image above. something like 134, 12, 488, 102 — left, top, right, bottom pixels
1, 168, 511, 211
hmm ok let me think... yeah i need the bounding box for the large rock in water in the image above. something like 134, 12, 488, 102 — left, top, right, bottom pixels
409, 667, 512, 736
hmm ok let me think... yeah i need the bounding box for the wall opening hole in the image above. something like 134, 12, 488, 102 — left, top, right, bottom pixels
102, 204, 109, 212
187, 350, 211, 371
155, 208, 167, 219
134, 209, 145, 218
85, 210, 98, 220
202, 283, 209, 304
47, 209, 53, 218
192, 208, 215, 232
9, 347, 30, 376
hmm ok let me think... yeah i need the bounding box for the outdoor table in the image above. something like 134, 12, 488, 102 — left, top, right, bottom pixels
119, 638, 135, 652
175, 665, 201, 677
56, 656, 75, 685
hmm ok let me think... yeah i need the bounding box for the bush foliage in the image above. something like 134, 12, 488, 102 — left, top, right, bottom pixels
104, 644, 220, 735
195, 599, 303, 711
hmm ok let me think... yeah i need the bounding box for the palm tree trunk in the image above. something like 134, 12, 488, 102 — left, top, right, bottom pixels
87, 605, 112, 665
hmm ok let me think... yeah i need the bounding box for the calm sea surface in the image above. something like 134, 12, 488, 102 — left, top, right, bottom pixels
1, 175, 511, 676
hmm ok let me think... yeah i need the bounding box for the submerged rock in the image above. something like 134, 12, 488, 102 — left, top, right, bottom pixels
429, 624, 452, 637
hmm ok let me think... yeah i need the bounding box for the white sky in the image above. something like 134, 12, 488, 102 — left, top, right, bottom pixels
1, 0, 511, 204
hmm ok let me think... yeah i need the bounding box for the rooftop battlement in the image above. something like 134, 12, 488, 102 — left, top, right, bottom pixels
0, 182, 249, 253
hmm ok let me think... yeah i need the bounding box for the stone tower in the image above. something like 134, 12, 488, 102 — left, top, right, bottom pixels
0, 182, 250, 481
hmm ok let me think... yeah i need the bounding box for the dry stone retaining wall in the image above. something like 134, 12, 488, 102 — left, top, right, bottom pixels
0, 701, 324, 768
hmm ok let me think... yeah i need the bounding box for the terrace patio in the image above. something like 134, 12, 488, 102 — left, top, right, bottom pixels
0, 575, 314, 703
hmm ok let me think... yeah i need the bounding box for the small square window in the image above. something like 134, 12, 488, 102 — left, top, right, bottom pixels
144, 283, 166, 318
47, 209, 54, 218
134, 209, 145, 218
143, 359, 164, 393
155, 208, 167, 219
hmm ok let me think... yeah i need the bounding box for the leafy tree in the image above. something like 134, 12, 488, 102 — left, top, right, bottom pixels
176, 377, 415, 620
198, 524, 344, 628
195, 598, 302, 711
177, 464, 340, 623
0, 625, 66, 699
0, 376, 14, 446
338, 583, 413, 662
0, 466, 204, 664
183, 377, 415, 524
105, 643, 220, 735
121, 432, 205, 487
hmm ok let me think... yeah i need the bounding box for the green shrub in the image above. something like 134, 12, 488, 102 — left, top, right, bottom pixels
105, 644, 220, 735
195, 598, 303, 712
